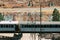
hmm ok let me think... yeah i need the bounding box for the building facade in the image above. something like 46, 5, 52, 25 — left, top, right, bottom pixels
0, 0, 60, 8
0, 11, 53, 22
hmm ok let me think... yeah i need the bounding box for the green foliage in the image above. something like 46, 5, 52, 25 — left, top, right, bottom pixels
55, 37, 60, 40
51, 2, 54, 6
48, 2, 54, 7
28, 13, 31, 16
0, 13, 4, 21
14, 33, 22, 39
52, 8, 60, 21
28, 1, 30, 6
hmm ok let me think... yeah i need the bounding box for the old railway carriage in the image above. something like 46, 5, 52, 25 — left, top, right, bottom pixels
0, 21, 19, 32
20, 21, 60, 32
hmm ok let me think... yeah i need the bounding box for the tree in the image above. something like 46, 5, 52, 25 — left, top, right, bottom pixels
55, 37, 60, 40
28, 1, 33, 7
0, 13, 4, 21
52, 8, 60, 21
52, 35, 55, 40
48, 2, 54, 7
28, 1, 31, 6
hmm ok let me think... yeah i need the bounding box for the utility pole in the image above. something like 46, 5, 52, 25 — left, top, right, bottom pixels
39, 0, 42, 40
